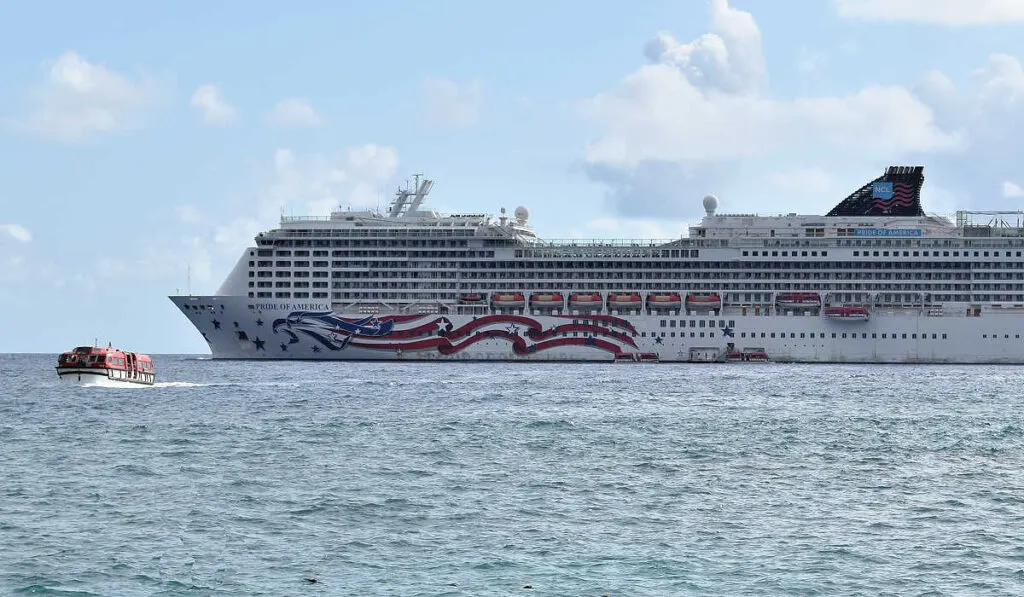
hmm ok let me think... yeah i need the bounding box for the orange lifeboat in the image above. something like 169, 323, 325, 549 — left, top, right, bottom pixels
56, 345, 155, 387
776, 292, 821, 310
607, 293, 642, 311
824, 306, 869, 321
491, 293, 526, 309
646, 293, 682, 310
685, 293, 722, 311
529, 292, 564, 309
568, 293, 603, 310
458, 292, 486, 304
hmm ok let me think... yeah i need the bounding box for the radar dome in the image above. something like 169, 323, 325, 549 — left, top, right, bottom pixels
514, 206, 530, 222
702, 194, 719, 216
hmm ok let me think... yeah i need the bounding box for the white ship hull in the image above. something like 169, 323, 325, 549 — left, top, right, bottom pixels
171, 295, 1024, 364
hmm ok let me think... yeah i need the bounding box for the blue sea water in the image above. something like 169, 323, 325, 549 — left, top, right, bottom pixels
2, 354, 1024, 596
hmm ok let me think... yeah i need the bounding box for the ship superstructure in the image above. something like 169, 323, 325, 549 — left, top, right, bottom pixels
171, 167, 1024, 363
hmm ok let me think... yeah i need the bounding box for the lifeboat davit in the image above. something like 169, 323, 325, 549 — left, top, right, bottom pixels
685, 293, 722, 311
56, 345, 155, 387
824, 306, 870, 321
775, 292, 821, 310
458, 292, 486, 304
491, 293, 526, 309
607, 293, 642, 310
568, 293, 603, 310
646, 293, 682, 310
529, 292, 564, 309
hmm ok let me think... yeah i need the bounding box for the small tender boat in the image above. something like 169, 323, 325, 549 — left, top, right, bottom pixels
491, 293, 526, 308
647, 293, 682, 310
686, 293, 722, 311
824, 306, 870, 321
607, 293, 642, 310
56, 345, 155, 387
775, 292, 821, 310
529, 292, 564, 309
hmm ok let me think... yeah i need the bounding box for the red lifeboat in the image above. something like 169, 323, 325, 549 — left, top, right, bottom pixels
776, 292, 821, 310
568, 293, 603, 310
56, 345, 155, 386
458, 292, 486, 304
529, 292, 564, 309
685, 293, 722, 311
646, 293, 682, 310
491, 293, 526, 309
607, 293, 642, 310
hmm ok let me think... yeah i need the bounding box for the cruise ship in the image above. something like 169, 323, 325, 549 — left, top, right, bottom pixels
170, 166, 1024, 363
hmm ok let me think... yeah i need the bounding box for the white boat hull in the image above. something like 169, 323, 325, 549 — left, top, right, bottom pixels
57, 368, 154, 387
171, 295, 1024, 364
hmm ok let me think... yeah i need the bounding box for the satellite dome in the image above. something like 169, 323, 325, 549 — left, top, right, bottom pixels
514, 206, 530, 222
702, 194, 719, 216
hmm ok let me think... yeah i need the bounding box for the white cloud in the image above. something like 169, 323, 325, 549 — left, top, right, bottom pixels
1003, 181, 1024, 198
8, 51, 162, 143
644, 0, 766, 94
0, 224, 31, 243
834, 0, 1024, 25
770, 169, 833, 195
212, 144, 400, 255
269, 97, 323, 126
423, 77, 482, 129
190, 84, 235, 125
579, 0, 964, 218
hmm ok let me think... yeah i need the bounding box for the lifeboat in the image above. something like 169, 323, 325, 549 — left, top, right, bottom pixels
529, 292, 564, 310
607, 293, 642, 310
490, 293, 526, 309
568, 293, 603, 310
458, 292, 486, 304
646, 293, 682, 310
824, 306, 870, 321
685, 293, 722, 311
775, 292, 821, 310
56, 345, 155, 387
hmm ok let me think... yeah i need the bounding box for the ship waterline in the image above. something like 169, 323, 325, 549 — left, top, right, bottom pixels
171, 167, 1024, 363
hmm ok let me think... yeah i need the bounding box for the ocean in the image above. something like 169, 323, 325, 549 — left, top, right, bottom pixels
2, 353, 1024, 596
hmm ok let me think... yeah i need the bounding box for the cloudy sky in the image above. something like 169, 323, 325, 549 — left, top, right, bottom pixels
2, 0, 1024, 353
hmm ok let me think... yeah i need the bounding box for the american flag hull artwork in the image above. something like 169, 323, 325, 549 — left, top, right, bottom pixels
269, 311, 638, 357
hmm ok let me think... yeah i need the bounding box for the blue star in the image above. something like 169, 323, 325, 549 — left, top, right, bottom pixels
212, 319, 221, 329
723, 326, 735, 338
253, 337, 266, 350
654, 336, 664, 344
237, 331, 249, 340
506, 323, 519, 334
256, 318, 264, 327
233, 321, 239, 328
280, 343, 288, 352
312, 345, 321, 353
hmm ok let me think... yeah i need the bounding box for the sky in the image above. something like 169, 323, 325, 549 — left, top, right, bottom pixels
2, 0, 1024, 354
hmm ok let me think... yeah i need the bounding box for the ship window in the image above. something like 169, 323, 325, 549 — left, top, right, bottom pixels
854, 251, 859, 256
801, 251, 807, 257
710, 332, 714, 338
741, 332, 746, 338
800, 332, 805, 338
670, 320, 676, 327
983, 334, 987, 338
842, 333, 847, 338
660, 320, 666, 327
811, 252, 817, 257
670, 332, 675, 337
822, 251, 827, 256
729, 320, 735, 327
742, 251, 748, 256
699, 332, 704, 338
883, 251, 889, 257
770, 332, 776, 338
690, 321, 696, 327
832, 333, 837, 338
699, 320, 705, 328
902, 333, 907, 339
782, 251, 788, 257
862, 333, 867, 339
942, 333, 947, 339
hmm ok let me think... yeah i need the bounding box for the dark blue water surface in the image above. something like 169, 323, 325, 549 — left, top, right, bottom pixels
2, 354, 1024, 596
